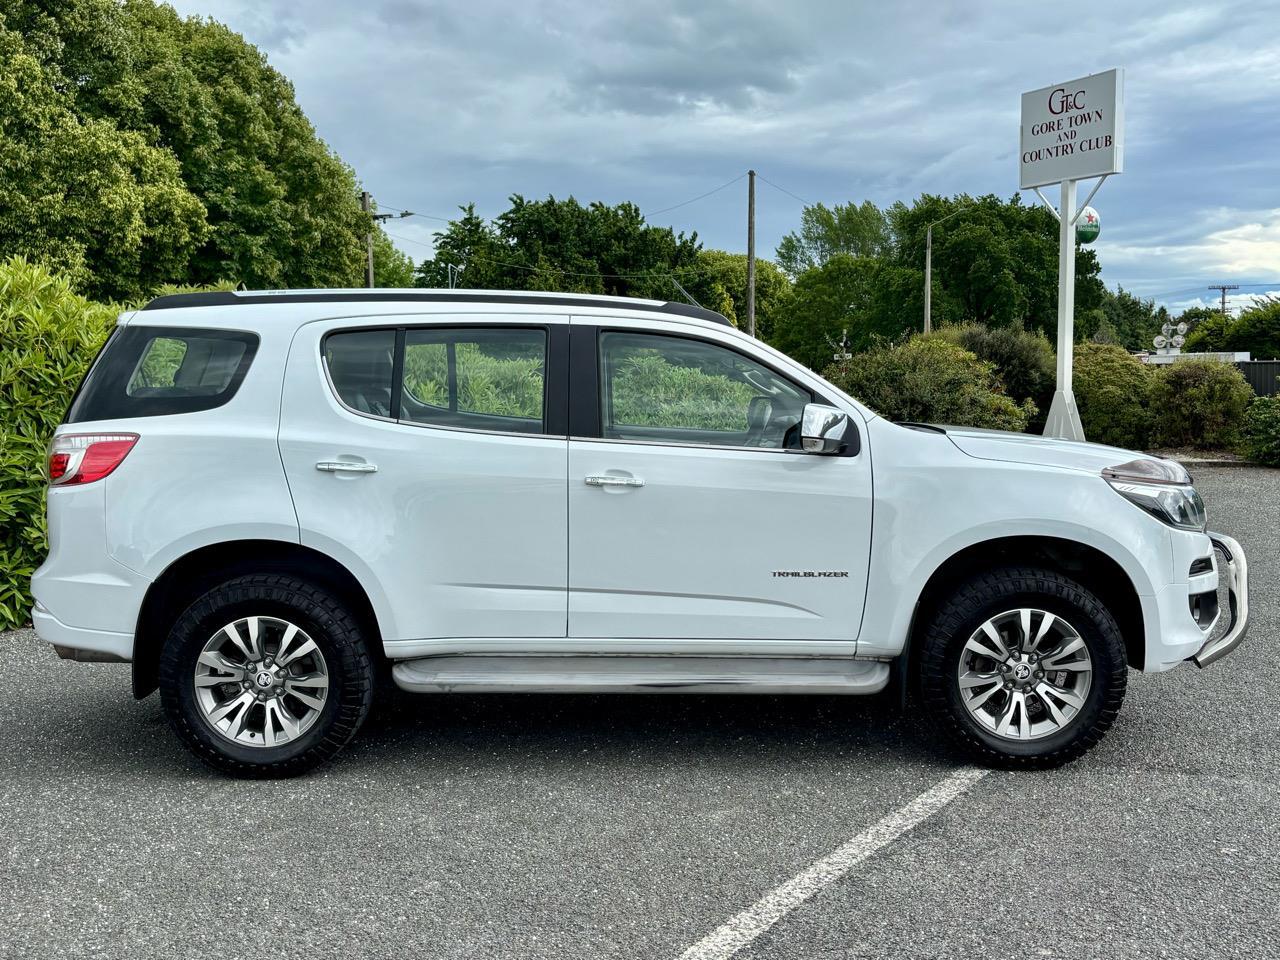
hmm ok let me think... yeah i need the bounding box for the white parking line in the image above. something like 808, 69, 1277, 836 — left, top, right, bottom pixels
676, 766, 990, 960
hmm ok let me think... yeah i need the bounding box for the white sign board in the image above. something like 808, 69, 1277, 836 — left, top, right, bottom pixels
1020, 68, 1124, 189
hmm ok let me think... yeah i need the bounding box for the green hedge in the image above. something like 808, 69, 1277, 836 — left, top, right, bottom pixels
932, 323, 1056, 427
825, 336, 1034, 431
1, 257, 116, 628
1071, 343, 1154, 449
1148, 359, 1253, 449
1243, 395, 1280, 466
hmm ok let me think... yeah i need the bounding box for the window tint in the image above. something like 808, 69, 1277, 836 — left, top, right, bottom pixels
325, 329, 396, 418
600, 332, 809, 448
66, 327, 258, 423
401, 328, 546, 434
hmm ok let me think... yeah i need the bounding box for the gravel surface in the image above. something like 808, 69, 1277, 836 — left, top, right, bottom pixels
2, 466, 1276, 959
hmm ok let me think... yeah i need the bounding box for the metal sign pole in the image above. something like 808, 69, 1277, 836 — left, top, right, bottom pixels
1044, 177, 1085, 441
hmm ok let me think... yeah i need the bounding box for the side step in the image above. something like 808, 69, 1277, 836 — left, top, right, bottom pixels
391, 655, 891, 695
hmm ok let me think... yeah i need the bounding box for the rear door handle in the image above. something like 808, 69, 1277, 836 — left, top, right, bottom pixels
316, 461, 378, 474
585, 475, 644, 487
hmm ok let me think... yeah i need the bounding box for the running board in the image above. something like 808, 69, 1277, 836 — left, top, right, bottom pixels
391, 656, 891, 695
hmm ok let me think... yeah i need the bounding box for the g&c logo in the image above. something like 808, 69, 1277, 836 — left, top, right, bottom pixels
1048, 87, 1086, 115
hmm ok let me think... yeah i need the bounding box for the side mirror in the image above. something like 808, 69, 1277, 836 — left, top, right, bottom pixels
800, 403, 852, 455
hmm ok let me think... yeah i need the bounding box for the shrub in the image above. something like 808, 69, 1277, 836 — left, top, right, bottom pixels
933, 324, 1056, 423
825, 336, 1034, 431
1071, 342, 1153, 450
1148, 359, 1254, 450
1243, 395, 1280, 466
0, 257, 116, 628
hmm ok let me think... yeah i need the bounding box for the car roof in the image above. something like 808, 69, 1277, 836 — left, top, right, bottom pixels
140, 289, 731, 326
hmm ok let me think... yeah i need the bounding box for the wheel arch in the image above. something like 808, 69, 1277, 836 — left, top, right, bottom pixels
901, 535, 1147, 695
132, 540, 385, 699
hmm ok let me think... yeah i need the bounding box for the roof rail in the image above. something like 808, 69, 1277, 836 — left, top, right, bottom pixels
140, 289, 732, 326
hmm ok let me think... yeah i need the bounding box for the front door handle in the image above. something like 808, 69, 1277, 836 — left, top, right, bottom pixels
316, 461, 378, 474
585, 475, 644, 488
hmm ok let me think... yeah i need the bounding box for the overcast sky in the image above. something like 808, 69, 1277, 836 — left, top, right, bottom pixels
172, 0, 1280, 314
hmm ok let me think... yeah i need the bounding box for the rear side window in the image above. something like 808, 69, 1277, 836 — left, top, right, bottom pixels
66, 327, 258, 423
402, 328, 546, 433
323, 326, 548, 435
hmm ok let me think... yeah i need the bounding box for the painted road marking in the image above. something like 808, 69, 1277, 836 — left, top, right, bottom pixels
677, 766, 990, 960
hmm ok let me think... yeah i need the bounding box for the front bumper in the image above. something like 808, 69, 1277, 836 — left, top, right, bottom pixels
1192, 532, 1249, 668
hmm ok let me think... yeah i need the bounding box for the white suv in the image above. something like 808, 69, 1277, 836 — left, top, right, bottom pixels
33, 290, 1248, 776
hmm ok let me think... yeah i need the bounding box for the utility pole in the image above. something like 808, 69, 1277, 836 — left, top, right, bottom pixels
746, 170, 756, 337
361, 192, 414, 288
361, 191, 375, 288
924, 225, 933, 334
1208, 283, 1239, 317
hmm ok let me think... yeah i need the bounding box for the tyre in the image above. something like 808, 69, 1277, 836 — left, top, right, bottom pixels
158, 574, 374, 777
919, 566, 1127, 769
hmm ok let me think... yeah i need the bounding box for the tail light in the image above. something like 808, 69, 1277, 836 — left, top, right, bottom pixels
47, 433, 139, 486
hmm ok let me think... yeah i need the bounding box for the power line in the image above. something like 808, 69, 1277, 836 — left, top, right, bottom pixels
754, 173, 811, 206
646, 173, 747, 217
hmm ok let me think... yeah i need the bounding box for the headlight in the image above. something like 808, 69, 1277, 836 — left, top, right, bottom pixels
1103, 458, 1206, 531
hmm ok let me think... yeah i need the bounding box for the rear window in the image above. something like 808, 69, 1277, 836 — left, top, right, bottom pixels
66, 326, 259, 423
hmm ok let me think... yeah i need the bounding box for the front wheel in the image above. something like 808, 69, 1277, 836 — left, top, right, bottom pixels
919, 567, 1127, 768
158, 574, 374, 777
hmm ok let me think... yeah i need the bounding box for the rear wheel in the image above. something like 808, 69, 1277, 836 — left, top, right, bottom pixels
919, 567, 1127, 768
158, 574, 374, 777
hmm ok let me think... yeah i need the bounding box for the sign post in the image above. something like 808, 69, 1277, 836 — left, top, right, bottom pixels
1020, 68, 1124, 441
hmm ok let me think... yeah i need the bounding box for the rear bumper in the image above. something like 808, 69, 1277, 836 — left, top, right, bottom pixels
1191, 532, 1249, 668
32, 601, 133, 661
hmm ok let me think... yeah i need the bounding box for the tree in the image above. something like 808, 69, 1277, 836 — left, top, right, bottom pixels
1180, 307, 1232, 353
775, 201, 890, 277
414, 195, 717, 308
694, 250, 791, 339
372, 232, 415, 288
1080, 287, 1167, 351
1, 0, 379, 296
769, 254, 919, 370
0, 23, 207, 301
1224, 297, 1280, 360
885, 194, 1104, 337
1182, 297, 1280, 359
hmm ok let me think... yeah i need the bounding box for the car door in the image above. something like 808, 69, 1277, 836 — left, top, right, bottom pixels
567, 319, 873, 642
278, 315, 569, 643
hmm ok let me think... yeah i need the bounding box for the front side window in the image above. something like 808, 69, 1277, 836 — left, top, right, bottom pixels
600, 332, 809, 448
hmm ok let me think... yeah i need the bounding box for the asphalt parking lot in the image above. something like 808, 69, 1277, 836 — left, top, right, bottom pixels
2, 465, 1277, 960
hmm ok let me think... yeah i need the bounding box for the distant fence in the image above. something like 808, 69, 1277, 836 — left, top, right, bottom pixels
1237, 361, 1280, 396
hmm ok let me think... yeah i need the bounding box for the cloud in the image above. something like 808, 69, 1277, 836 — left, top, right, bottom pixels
169, 0, 1280, 310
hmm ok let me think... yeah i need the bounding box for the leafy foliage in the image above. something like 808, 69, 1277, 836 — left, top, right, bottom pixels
824, 337, 1034, 431
775, 201, 890, 278
1175, 306, 1227, 352
932, 324, 1056, 427
0, 257, 115, 628
1242, 395, 1280, 466
0, 0, 398, 299
769, 254, 921, 371
884, 194, 1105, 336
0, 21, 207, 302
1148, 359, 1254, 450
1070, 343, 1153, 450
694, 250, 791, 339
609, 353, 755, 432
413, 197, 724, 310
1224, 297, 1280, 360
402, 341, 544, 419
1183, 298, 1280, 359
1080, 287, 1169, 351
